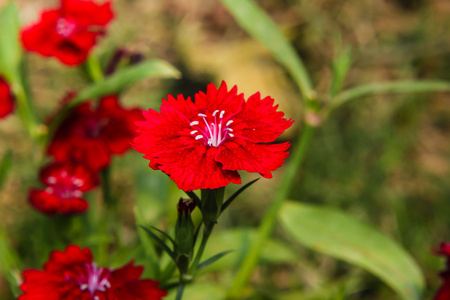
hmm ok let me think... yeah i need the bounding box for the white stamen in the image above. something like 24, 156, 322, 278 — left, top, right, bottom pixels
189, 111, 234, 147
72, 178, 83, 187
47, 176, 57, 184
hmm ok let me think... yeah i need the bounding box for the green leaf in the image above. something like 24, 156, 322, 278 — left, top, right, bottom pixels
73, 59, 180, 104
220, 0, 314, 100
279, 201, 424, 300
47, 59, 181, 140
0, 150, 12, 191
0, 227, 22, 297
0, 2, 21, 82
330, 41, 352, 98
197, 250, 235, 272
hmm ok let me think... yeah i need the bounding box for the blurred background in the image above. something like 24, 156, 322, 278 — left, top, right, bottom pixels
1, 0, 450, 299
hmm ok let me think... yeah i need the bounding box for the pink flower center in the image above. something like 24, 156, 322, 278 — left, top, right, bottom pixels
189, 110, 234, 147
77, 263, 111, 298
55, 18, 78, 38
45, 172, 84, 199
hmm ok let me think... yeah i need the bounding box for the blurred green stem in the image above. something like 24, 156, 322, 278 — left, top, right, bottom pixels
85, 54, 104, 83
190, 222, 214, 272
323, 80, 450, 118
12, 79, 40, 142
228, 122, 315, 298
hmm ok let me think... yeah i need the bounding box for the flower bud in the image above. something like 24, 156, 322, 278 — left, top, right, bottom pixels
175, 198, 196, 274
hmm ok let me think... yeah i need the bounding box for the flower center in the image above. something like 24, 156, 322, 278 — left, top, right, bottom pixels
55, 18, 78, 38
77, 263, 111, 298
45, 172, 85, 199
189, 110, 234, 147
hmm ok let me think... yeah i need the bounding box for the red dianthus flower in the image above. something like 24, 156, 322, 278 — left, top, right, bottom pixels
0, 76, 15, 119
21, 0, 114, 66
433, 242, 450, 300
132, 81, 293, 191
19, 245, 167, 300
48, 95, 144, 171
29, 162, 99, 214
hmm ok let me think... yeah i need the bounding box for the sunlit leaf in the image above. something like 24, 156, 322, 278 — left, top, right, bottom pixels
279, 201, 424, 300
220, 0, 314, 100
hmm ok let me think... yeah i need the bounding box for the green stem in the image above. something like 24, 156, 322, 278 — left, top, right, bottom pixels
12, 79, 40, 142
101, 166, 115, 208
190, 223, 214, 272
228, 123, 315, 298
85, 54, 104, 83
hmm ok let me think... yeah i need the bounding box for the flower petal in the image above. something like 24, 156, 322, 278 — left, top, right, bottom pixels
217, 139, 290, 178
157, 145, 241, 191
232, 92, 293, 143
194, 81, 244, 117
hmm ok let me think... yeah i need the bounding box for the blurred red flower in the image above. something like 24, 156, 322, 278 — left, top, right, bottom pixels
132, 81, 293, 191
21, 0, 114, 66
29, 162, 99, 214
19, 245, 167, 299
0, 76, 15, 119
48, 95, 143, 171
433, 242, 450, 300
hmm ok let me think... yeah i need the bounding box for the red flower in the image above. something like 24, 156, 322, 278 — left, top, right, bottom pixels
19, 245, 167, 300
48, 95, 144, 171
434, 242, 450, 300
29, 162, 99, 214
21, 0, 114, 66
0, 76, 15, 119
132, 81, 293, 191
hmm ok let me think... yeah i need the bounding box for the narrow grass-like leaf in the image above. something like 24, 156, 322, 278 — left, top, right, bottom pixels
47, 59, 181, 139
73, 59, 180, 104
151, 226, 176, 247
220, 0, 314, 100
279, 201, 424, 300
134, 208, 160, 277
0, 150, 12, 191
139, 225, 177, 262
221, 178, 259, 213
0, 228, 22, 297
327, 80, 450, 115
0, 2, 21, 82
197, 250, 235, 272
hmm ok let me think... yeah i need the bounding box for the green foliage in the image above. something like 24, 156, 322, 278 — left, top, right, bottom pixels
220, 0, 314, 101
0, 2, 21, 83
279, 201, 424, 300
